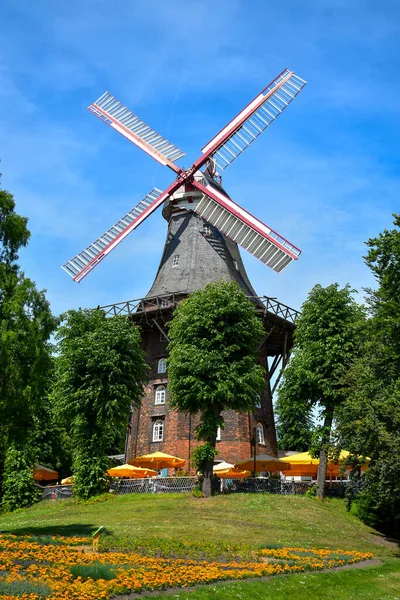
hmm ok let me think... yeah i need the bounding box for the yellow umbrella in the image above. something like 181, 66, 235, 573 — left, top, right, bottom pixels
216, 468, 251, 479
33, 464, 59, 481
61, 476, 74, 485
128, 452, 185, 470
285, 451, 370, 479
107, 464, 157, 478
235, 453, 291, 472
284, 452, 319, 466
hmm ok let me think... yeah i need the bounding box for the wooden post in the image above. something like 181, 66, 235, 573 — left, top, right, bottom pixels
92, 526, 104, 552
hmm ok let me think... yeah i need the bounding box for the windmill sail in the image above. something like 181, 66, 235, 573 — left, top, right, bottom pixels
88, 92, 185, 172
62, 188, 165, 283
200, 70, 306, 171
192, 180, 300, 273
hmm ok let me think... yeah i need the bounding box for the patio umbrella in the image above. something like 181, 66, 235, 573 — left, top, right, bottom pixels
33, 465, 58, 481
107, 464, 157, 478
216, 468, 251, 479
128, 452, 185, 470
284, 451, 369, 479
235, 453, 291, 472
213, 461, 235, 472
61, 476, 74, 485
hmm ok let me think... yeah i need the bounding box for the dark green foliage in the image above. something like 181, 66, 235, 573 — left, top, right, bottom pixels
0, 580, 51, 598
1, 446, 41, 512
275, 369, 313, 451
0, 183, 56, 508
69, 563, 117, 581
338, 214, 400, 535
168, 281, 265, 496
275, 284, 364, 499
99, 534, 254, 562
190, 443, 218, 473
53, 309, 148, 499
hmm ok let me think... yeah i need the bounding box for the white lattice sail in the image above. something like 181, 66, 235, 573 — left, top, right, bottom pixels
88, 92, 185, 168
193, 181, 300, 273
62, 188, 163, 283
201, 70, 306, 171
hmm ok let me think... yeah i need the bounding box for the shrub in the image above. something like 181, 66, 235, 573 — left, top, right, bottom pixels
1, 446, 41, 512
69, 563, 117, 581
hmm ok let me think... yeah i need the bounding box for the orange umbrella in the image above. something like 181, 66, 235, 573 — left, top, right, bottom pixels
235, 453, 291, 472
107, 464, 157, 478
215, 468, 251, 479
213, 462, 250, 478
129, 452, 185, 470
33, 465, 58, 481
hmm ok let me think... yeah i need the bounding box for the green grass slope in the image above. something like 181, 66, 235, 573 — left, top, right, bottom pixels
0, 493, 398, 599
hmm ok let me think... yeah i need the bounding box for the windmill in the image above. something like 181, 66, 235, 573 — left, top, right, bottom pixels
62, 68, 306, 283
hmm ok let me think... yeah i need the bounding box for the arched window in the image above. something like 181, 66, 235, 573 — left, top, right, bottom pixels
155, 385, 166, 405
153, 420, 164, 442
256, 422, 265, 445
255, 394, 262, 409
158, 358, 167, 374
216, 426, 221, 441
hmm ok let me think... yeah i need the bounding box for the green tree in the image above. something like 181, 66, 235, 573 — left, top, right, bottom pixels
167, 281, 265, 497
275, 369, 313, 452
1, 445, 41, 512
338, 214, 400, 533
53, 309, 148, 499
275, 284, 364, 499
0, 184, 56, 508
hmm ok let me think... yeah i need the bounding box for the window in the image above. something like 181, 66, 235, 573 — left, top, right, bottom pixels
172, 255, 179, 267
233, 260, 239, 271
216, 426, 221, 441
155, 385, 166, 405
203, 224, 211, 235
153, 420, 164, 442
255, 394, 262, 409
256, 422, 265, 445
158, 358, 167, 374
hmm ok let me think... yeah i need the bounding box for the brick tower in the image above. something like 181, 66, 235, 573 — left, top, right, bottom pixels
103, 177, 299, 469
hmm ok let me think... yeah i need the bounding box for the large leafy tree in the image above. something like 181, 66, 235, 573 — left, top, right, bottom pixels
275, 284, 364, 499
53, 309, 148, 499
338, 214, 400, 534
0, 184, 56, 508
167, 281, 265, 497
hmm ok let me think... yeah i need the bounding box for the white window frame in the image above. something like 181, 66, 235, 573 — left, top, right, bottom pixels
158, 358, 167, 374
203, 224, 211, 235
255, 394, 262, 409
155, 385, 166, 405
172, 254, 179, 267
153, 420, 164, 442
256, 422, 265, 445
216, 426, 221, 441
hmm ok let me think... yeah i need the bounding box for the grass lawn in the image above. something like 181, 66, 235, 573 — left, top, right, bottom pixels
0, 493, 398, 599
0, 493, 393, 556
139, 559, 400, 600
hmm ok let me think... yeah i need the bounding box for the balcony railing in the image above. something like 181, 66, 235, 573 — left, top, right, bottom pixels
99, 294, 299, 325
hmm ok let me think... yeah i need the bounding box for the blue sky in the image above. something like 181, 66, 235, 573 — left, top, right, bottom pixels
1, 0, 399, 316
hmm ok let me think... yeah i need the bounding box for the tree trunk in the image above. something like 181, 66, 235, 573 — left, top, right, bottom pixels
316, 408, 334, 500
201, 404, 221, 498
202, 457, 214, 498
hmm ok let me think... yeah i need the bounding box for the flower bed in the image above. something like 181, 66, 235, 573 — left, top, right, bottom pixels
0, 534, 373, 599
